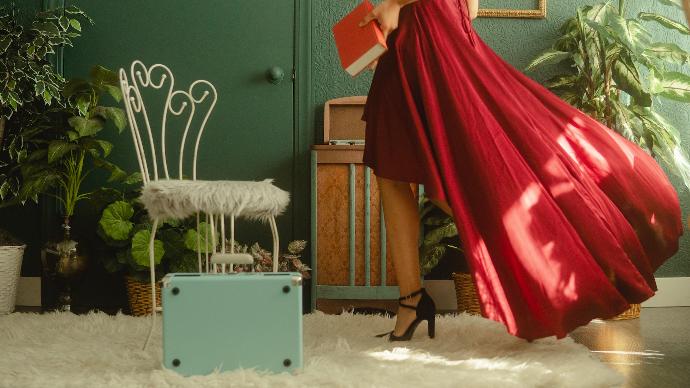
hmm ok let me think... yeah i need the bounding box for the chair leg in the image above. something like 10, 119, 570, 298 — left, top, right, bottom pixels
143, 218, 159, 351
196, 212, 202, 273
269, 216, 279, 273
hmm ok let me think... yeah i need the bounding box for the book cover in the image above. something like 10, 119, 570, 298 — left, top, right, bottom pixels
332, 0, 388, 77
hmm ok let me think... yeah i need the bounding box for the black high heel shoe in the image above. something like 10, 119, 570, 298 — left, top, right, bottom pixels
375, 288, 436, 341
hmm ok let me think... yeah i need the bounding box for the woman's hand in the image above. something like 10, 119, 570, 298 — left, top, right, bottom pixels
359, 1, 417, 70
358, 0, 403, 40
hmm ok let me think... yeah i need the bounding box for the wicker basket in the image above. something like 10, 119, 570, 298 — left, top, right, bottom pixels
453, 271, 641, 320
125, 276, 161, 317
606, 303, 641, 320
0, 245, 26, 314
451, 272, 483, 317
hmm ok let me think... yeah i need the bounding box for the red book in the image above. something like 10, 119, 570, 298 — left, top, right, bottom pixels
332, 0, 388, 77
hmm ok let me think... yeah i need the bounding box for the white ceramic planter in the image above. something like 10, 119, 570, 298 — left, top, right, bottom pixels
0, 245, 26, 314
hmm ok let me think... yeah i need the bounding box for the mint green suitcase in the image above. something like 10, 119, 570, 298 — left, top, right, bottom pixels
161, 272, 303, 375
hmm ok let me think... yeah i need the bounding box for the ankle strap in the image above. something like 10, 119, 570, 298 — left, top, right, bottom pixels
398, 288, 424, 301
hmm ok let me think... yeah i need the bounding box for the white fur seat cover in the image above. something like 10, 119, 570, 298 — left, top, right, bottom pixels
139, 178, 290, 222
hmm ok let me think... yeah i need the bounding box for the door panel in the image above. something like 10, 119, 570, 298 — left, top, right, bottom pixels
63, 0, 295, 245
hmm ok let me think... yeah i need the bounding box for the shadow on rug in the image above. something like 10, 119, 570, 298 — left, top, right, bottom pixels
0, 311, 623, 387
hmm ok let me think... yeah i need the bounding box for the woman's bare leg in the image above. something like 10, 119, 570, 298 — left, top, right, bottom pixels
377, 176, 425, 335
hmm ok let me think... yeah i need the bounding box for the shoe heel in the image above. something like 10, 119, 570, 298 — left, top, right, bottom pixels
427, 316, 435, 338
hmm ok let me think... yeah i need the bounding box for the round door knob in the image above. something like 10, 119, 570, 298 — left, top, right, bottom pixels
266, 66, 285, 84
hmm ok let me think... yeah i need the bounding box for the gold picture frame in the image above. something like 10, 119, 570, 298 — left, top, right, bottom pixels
478, 0, 547, 19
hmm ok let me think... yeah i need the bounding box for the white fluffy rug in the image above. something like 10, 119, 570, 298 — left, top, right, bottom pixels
0, 311, 623, 388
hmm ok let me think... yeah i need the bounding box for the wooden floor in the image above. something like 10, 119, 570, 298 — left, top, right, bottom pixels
569, 307, 690, 388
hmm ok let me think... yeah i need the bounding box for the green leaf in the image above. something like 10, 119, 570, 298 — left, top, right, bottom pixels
92, 106, 127, 131
585, 2, 615, 23
652, 72, 690, 102
68, 116, 104, 137
423, 223, 458, 246
131, 229, 165, 267
656, 0, 683, 9
63, 79, 89, 97
608, 16, 652, 53
93, 158, 128, 182
612, 57, 652, 107
638, 12, 690, 35
99, 201, 134, 241
0, 36, 10, 54
59, 16, 69, 31
419, 244, 445, 276
103, 85, 123, 102
184, 222, 216, 253
69, 19, 81, 32
544, 74, 579, 89
47, 140, 77, 163
90, 65, 119, 85
42, 90, 52, 105
642, 42, 690, 66
123, 172, 143, 185
67, 130, 80, 141
524, 49, 571, 72
75, 94, 91, 116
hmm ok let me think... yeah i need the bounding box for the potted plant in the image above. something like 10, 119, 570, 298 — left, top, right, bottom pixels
96, 184, 205, 316
525, 0, 690, 319
525, 0, 690, 191
228, 239, 311, 278
0, 228, 25, 314
0, 64, 128, 310
0, 3, 90, 152
417, 193, 481, 315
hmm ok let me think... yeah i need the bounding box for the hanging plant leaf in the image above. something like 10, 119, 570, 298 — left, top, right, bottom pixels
99, 200, 134, 241
131, 229, 165, 267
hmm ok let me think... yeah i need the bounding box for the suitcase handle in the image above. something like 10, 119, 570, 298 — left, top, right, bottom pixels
210, 253, 254, 266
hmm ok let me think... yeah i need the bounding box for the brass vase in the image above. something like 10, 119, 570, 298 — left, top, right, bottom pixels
55, 217, 88, 312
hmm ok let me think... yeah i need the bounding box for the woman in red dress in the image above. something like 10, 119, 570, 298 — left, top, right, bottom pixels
359, 0, 684, 342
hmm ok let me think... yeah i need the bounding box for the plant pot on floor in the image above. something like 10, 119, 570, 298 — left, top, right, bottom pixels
452, 271, 641, 320
125, 276, 161, 317
0, 244, 26, 314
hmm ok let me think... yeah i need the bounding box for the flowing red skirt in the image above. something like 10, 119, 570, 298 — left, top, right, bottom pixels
361, 0, 684, 341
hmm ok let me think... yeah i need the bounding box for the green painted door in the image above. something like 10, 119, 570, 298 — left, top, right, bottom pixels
63, 0, 296, 245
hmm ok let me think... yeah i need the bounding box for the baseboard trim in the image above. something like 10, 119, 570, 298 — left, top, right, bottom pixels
425, 277, 690, 311
642, 277, 690, 307
16, 276, 41, 307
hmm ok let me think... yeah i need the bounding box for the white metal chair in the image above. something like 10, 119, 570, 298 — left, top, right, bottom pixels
118, 60, 290, 350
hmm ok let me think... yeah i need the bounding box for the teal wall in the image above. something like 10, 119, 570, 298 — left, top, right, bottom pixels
311, 0, 690, 277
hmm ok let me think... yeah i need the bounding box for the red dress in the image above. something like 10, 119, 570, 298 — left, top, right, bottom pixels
361, 0, 684, 341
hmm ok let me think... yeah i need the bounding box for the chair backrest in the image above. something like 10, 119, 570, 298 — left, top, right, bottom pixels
118, 60, 217, 183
